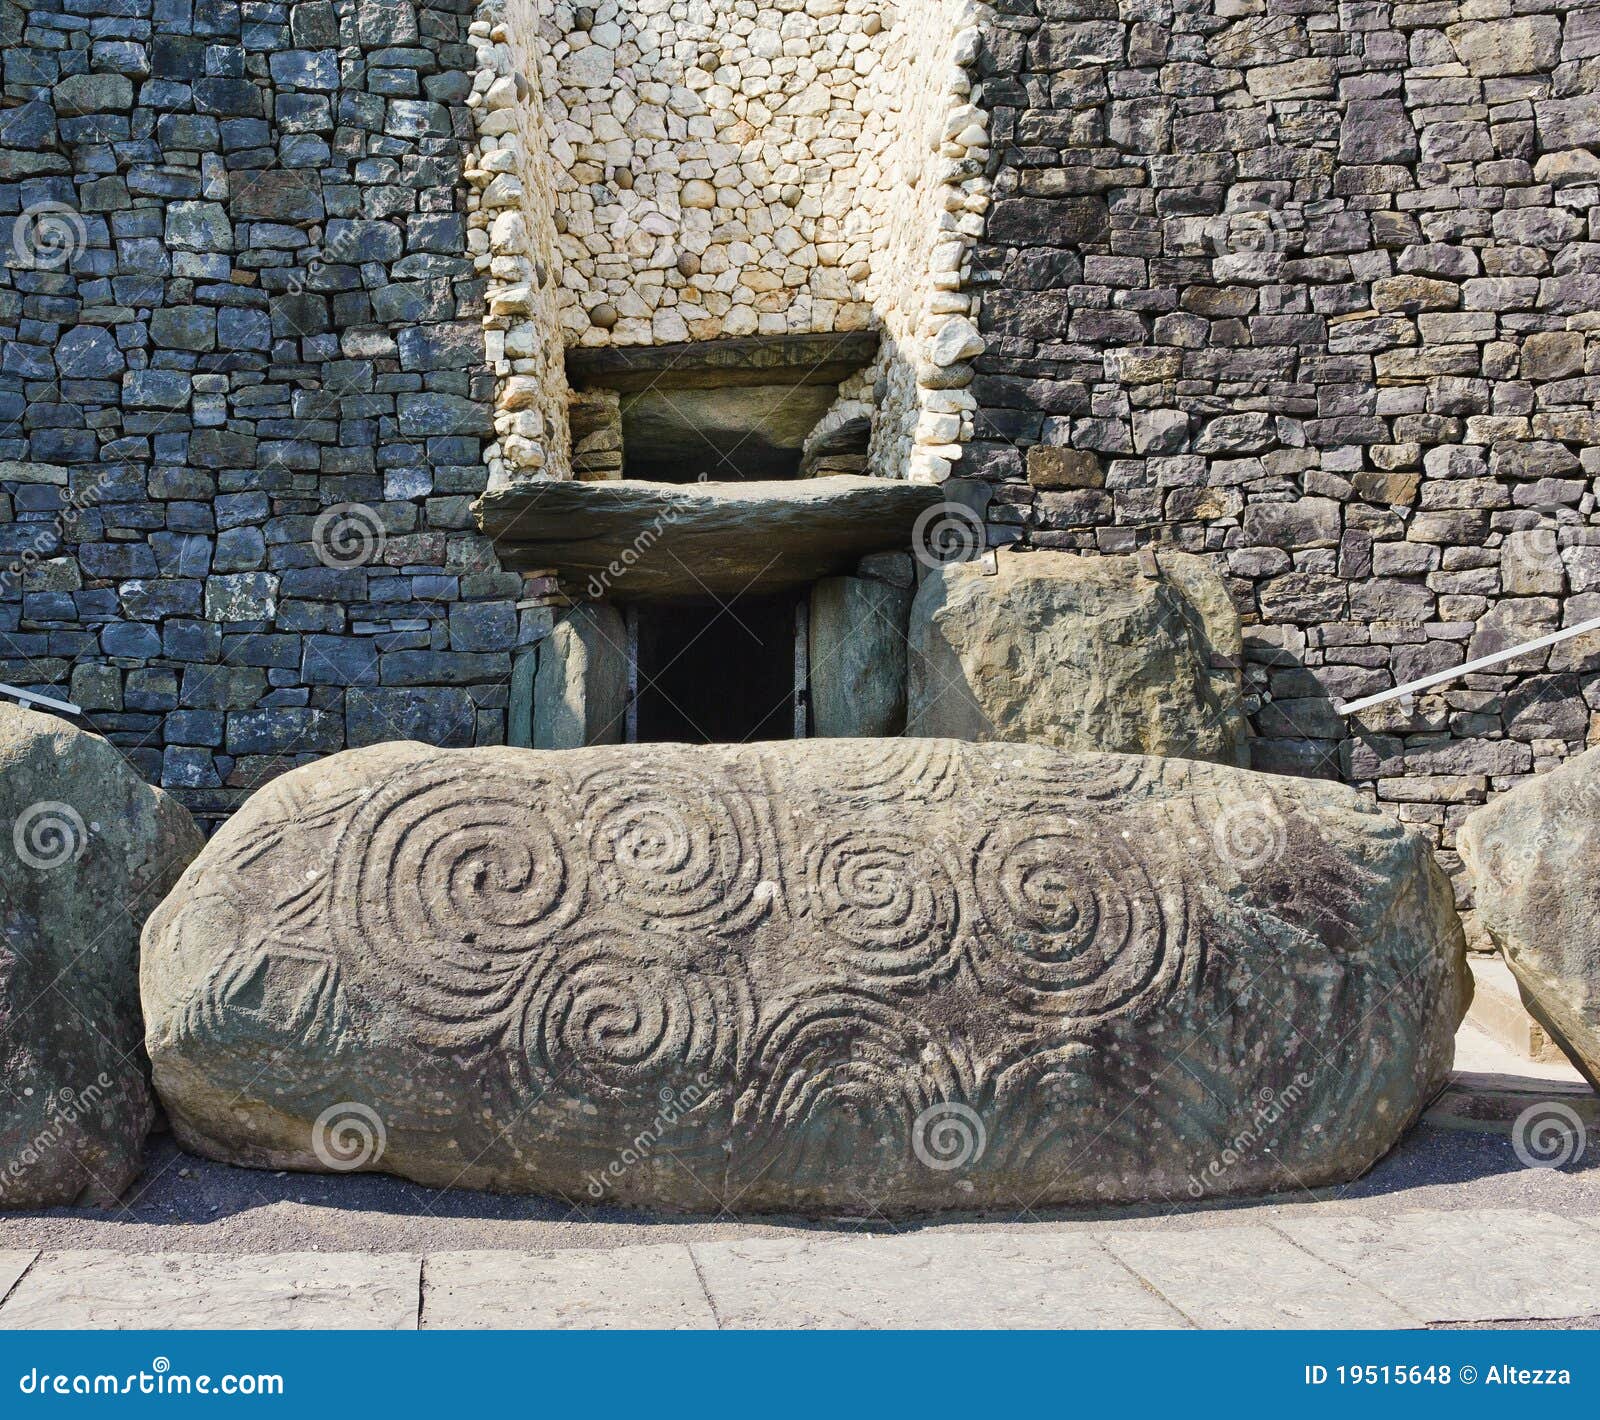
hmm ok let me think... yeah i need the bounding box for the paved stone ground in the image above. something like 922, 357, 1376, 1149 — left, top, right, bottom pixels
0, 1026, 1594, 1328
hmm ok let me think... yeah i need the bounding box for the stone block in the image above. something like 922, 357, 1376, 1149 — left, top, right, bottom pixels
0, 706, 201, 1207
141, 738, 1467, 1212
906, 549, 1248, 765
808, 575, 912, 738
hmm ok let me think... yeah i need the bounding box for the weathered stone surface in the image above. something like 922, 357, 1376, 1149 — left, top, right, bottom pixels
532, 604, 628, 750
906, 550, 1249, 765
142, 738, 1465, 1213
425, 1247, 715, 1329
475, 476, 944, 600
1459, 749, 1600, 1086
808, 575, 912, 738
0, 706, 202, 1207
0, 1252, 419, 1329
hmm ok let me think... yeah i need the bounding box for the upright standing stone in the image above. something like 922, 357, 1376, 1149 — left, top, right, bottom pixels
808, 576, 912, 738
532, 604, 628, 749
0, 706, 203, 1206
906, 550, 1248, 764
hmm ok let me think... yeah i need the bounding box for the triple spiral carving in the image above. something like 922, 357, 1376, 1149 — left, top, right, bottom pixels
243, 744, 1195, 1167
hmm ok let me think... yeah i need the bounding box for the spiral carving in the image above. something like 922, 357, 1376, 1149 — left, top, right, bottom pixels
803, 828, 962, 985
970, 819, 1188, 1025
519, 933, 734, 1099
808, 739, 975, 804
735, 990, 954, 1184
577, 762, 771, 934
333, 763, 581, 1035
144, 737, 1434, 1213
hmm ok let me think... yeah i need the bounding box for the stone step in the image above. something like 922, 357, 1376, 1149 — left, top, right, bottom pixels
1466, 954, 1571, 1066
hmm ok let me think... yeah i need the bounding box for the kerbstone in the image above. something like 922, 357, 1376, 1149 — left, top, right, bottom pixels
0, 706, 201, 1207
142, 738, 1465, 1213
1459, 748, 1600, 1085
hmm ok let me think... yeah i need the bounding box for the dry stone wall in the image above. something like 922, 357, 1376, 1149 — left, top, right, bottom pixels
961, 0, 1600, 890
473, 0, 997, 483
0, 0, 530, 823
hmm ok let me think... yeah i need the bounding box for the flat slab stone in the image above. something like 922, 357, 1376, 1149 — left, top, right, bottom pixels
0, 1253, 37, 1302
566, 332, 880, 392
424, 1246, 714, 1329
1099, 1225, 1419, 1329
474, 475, 944, 600
692, 1233, 1189, 1329
0, 1252, 420, 1329
1274, 1211, 1600, 1323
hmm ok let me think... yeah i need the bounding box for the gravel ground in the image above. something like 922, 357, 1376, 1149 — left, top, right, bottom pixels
1, 1094, 1595, 1256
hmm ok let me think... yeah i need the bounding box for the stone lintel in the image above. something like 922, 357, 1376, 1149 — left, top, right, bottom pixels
565, 332, 881, 393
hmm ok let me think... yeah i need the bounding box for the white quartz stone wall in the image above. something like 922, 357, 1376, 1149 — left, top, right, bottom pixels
469, 4, 574, 489
471, 0, 992, 484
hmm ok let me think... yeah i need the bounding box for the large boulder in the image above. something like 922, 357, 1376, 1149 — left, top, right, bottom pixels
0, 706, 203, 1206
143, 739, 1466, 1214
905, 549, 1249, 764
1460, 749, 1600, 1087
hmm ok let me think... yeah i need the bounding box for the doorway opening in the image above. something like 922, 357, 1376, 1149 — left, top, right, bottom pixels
632, 594, 804, 744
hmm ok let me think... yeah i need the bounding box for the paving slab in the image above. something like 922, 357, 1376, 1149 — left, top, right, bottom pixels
423, 1246, 715, 1329
0, 1252, 36, 1302
1100, 1224, 1420, 1329
0, 1252, 420, 1330
692, 1232, 1190, 1330
1274, 1210, 1600, 1323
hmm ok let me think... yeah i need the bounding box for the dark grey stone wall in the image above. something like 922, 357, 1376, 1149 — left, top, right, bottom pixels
0, 0, 522, 824
964, 0, 1600, 889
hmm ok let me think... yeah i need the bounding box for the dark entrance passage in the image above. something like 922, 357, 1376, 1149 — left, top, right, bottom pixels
634, 595, 801, 744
